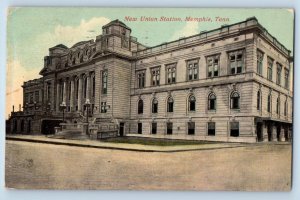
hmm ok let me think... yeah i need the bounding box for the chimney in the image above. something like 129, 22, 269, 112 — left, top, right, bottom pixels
19, 104, 21, 111
12, 105, 14, 113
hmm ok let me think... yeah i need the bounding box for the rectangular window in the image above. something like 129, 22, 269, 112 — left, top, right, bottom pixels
167, 122, 173, 135
47, 82, 51, 102
102, 70, 108, 94
267, 57, 273, 81
152, 123, 157, 134
35, 91, 39, 103
166, 64, 176, 84
188, 122, 195, 135
230, 122, 239, 137
207, 55, 219, 77
30, 93, 34, 103
101, 102, 107, 113
138, 123, 142, 134
207, 122, 215, 136
257, 50, 264, 75
151, 67, 160, 86
187, 60, 198, 81
136, 70, 145, 88
276, 63, 282, 85
229, 50, 243, 74
284, 69, 289, 89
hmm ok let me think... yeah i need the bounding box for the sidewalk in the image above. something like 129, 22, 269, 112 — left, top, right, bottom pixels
5, 135, 289, 153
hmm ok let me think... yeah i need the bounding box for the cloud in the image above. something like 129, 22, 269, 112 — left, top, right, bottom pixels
36, 17, 111, 49
170, 22, 199, 41
6, 59, 41, 118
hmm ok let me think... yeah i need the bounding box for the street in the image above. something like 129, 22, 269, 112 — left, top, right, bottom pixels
5, 140, 291, 191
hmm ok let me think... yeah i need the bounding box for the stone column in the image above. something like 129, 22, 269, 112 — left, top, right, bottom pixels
78, 76, 83, 111
287, 128, 292, 142
56, 83, 60, 111
63, 80, 67, 103
86, 74, 91, 100
279, 126, 286, 142
70, 79, 74, 111
272, 123, 278, 142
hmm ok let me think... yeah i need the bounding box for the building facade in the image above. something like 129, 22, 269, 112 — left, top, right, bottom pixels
8, 17, 293, 142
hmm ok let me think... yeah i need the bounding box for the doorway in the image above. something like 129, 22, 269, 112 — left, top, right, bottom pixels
119, 122, 125, 137
256, 122, 263, 142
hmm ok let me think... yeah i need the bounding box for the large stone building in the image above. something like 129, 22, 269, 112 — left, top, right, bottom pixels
8, 17, 293, 142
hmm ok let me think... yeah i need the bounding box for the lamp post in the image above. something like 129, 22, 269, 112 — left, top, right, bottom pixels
60, 102, 67, 123
84, 99, 91, 135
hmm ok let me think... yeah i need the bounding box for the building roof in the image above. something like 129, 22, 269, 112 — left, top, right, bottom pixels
102, 19, 131, 31
53, 44, 68, 49
71, 41, 90, 48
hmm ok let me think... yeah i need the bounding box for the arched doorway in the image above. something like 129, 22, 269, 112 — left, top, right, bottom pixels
41, 119, 62, 135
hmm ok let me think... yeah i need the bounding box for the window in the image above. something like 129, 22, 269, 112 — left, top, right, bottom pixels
102, 70, 108, 94
188, 95, 196, 111
29, 92, 34, 103
276, 97, 280, 115
101, 102, 107, 113
167, 97, 174, 113
284, 100, 288, 116
230, 91, 240, 109
151, 67, 160, 86
267, 57, 273, 81
152, 98, 158, 114
68, 81, 71, 101
138, 99, 143, 114
167, 122, 173, 135
257, 91, 261, 110
208, 93, 216, 110
166, 64, 176, 84
83, 77, 87, 98
137, 70, 145, 88
187, 60, 198, 81
47, 82, 51, 102
188, 122, 195, 135
152, 123, 157, 134
257, 50, 264, 75
208, 122, 215, 136
230, 122, 239, 137
276, 63, 282, 85
207, 55, 220, 77
35, 91, 39, 102
92, 75, 95, 97
267, 94, 271, 113
284, 69, 289, 89
75, 78, 79, 99
229, 50, 243, 74
138, 123, 142, 134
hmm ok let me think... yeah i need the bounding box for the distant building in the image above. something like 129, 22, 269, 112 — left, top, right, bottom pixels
7, 17, 293, 142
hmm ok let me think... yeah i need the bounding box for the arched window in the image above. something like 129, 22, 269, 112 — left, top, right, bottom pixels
257, 91, 261, 110
230, 91, 240, 109
267, 94, 271, 113
102, 70, 108, 94
138, 99, 143, 114
276, 97, 280, 114
189, 95, 196, 111
208, 93, 216, 110
284, 100, 288, 116
167, 97, 174, 112
152, 98, 158, 114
